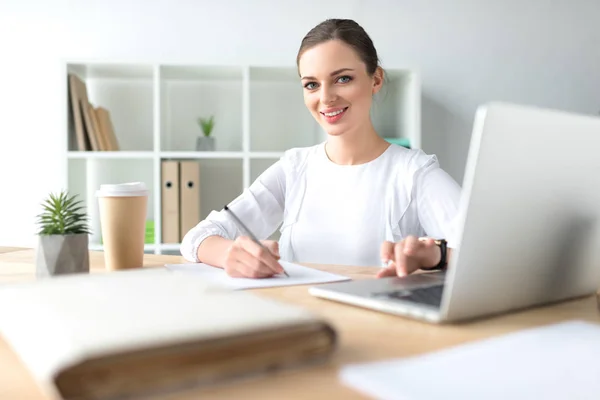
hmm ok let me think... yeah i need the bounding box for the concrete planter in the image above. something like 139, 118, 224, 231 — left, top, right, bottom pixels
36, 233, 90, 278
196, 136, 215, 151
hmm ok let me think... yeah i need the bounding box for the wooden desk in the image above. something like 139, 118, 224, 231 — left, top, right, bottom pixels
1, 247, 599, 399
0, 246, 28, 254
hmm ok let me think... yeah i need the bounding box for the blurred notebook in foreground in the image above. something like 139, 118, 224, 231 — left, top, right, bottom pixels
0, 269, 337, 400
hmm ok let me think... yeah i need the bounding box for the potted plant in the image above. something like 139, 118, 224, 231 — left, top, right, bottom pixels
196, 115, 216, 151
35, 190, 91, 278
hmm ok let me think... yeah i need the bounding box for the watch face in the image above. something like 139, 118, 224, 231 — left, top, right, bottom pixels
419, 238, 446, 247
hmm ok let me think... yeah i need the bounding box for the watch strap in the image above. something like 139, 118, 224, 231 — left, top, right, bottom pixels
420, 238, 448, 271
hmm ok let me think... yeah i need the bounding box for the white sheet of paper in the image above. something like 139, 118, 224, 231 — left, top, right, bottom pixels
165, 261, 350, 290
340, 320, 600, 400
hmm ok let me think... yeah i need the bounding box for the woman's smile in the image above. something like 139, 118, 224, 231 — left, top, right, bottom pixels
320, 106, 349, 123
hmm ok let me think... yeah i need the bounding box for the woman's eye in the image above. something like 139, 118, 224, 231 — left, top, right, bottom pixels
337, 75, 352, 83
304, 82, 318, 90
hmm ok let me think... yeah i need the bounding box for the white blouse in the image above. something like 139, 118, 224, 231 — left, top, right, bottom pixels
180, 142, 462, 267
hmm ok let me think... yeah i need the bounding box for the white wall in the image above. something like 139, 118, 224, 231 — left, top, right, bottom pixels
0, 0, 599, 247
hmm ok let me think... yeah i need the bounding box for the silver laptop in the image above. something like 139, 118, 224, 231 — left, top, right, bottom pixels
309, 102, 600, 323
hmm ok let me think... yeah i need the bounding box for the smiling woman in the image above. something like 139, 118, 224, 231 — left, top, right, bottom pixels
180, 19, 462, 280
298, 46, 385, 164
296, 19, 384, 150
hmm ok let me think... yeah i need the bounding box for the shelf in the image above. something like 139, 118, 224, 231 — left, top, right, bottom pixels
67, 158, 155, 246
89, 243, 158, 252
69, 62, 155, 152
160, 243, 182, 252
249, 66, 300, 81
249, 66, 321, 152
89, 243, 181, 255
160, 64, 243, 152
160, 151, 243, 159
67, 151, 285, 160
249, 152, 284, 159
67, 151, 155, 159
65, 61, 421, 257
250, 158, 279, 183
196, 158, 244, 220
68, 63, 154, 80
160, 65, 243, 81
371, 69, 420, 148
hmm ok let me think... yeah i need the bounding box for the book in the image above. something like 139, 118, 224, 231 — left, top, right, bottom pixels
0, 268, 337, 400
95, 107, 120, 151
67, 74, 90, 151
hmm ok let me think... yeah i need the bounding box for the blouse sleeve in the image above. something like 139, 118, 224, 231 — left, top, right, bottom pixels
179, 159, 287, 262
413, 153, 463, 248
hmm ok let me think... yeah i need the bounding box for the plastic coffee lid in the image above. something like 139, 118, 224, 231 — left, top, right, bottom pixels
96, 182, 149, 197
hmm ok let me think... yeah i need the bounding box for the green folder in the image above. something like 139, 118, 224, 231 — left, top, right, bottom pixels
145, 220, 154, 244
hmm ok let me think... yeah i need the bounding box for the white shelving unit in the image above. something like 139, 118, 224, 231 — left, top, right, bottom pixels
64, 61, 420, 254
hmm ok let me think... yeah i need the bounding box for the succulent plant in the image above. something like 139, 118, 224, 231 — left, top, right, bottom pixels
198, 115, 215, 137
36, 190, 90, 235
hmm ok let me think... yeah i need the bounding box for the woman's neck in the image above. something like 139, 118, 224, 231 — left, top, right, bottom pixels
324, 125, 389, 165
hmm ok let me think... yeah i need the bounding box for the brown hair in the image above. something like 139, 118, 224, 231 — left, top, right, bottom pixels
296, 19, 381, 76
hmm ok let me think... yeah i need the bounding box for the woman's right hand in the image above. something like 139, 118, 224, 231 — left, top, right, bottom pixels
222, 236, 284, 278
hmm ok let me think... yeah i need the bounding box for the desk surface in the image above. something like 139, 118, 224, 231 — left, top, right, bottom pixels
1, 247, 599, 399
0, 246, 28, 254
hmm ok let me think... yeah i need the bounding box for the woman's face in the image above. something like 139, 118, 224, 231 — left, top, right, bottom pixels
298, 39, 383, 137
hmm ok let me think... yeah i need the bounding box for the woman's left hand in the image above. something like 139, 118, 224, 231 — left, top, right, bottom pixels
377, 236, 441, 278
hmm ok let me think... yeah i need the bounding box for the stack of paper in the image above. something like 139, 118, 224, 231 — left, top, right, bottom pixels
340, 320, 600, 400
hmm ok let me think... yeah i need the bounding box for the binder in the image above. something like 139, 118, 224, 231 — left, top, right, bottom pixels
161, 160, 180, 243
179, 161, 201, 241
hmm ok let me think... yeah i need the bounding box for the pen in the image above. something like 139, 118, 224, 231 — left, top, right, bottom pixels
223, 205, 289, 277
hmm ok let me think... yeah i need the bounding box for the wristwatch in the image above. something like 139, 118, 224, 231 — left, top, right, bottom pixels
420, 238, 448, 271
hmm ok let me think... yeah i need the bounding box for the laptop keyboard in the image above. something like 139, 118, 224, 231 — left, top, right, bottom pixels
384, 284, 444, 308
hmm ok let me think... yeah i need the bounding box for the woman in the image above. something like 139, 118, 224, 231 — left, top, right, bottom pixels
180, 18, 462, 279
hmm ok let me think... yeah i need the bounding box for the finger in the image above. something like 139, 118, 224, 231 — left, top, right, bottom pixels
235, 247, 276, 278
227, 241, 275, 278
380, 241, 395, 265
239, 237, 283, 275
223, 247, 256, 278
401, 236, 421, 257
225, 259, 253, 278
417, 237, 436, 252
415, 237, 438, 267
393, 242, 406, 276
393, 241, 411, 277
376, 265, 397, 278
260, 240, 280, 259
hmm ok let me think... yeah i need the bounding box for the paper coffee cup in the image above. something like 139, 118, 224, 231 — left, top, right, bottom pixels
96, 182, 149, 271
